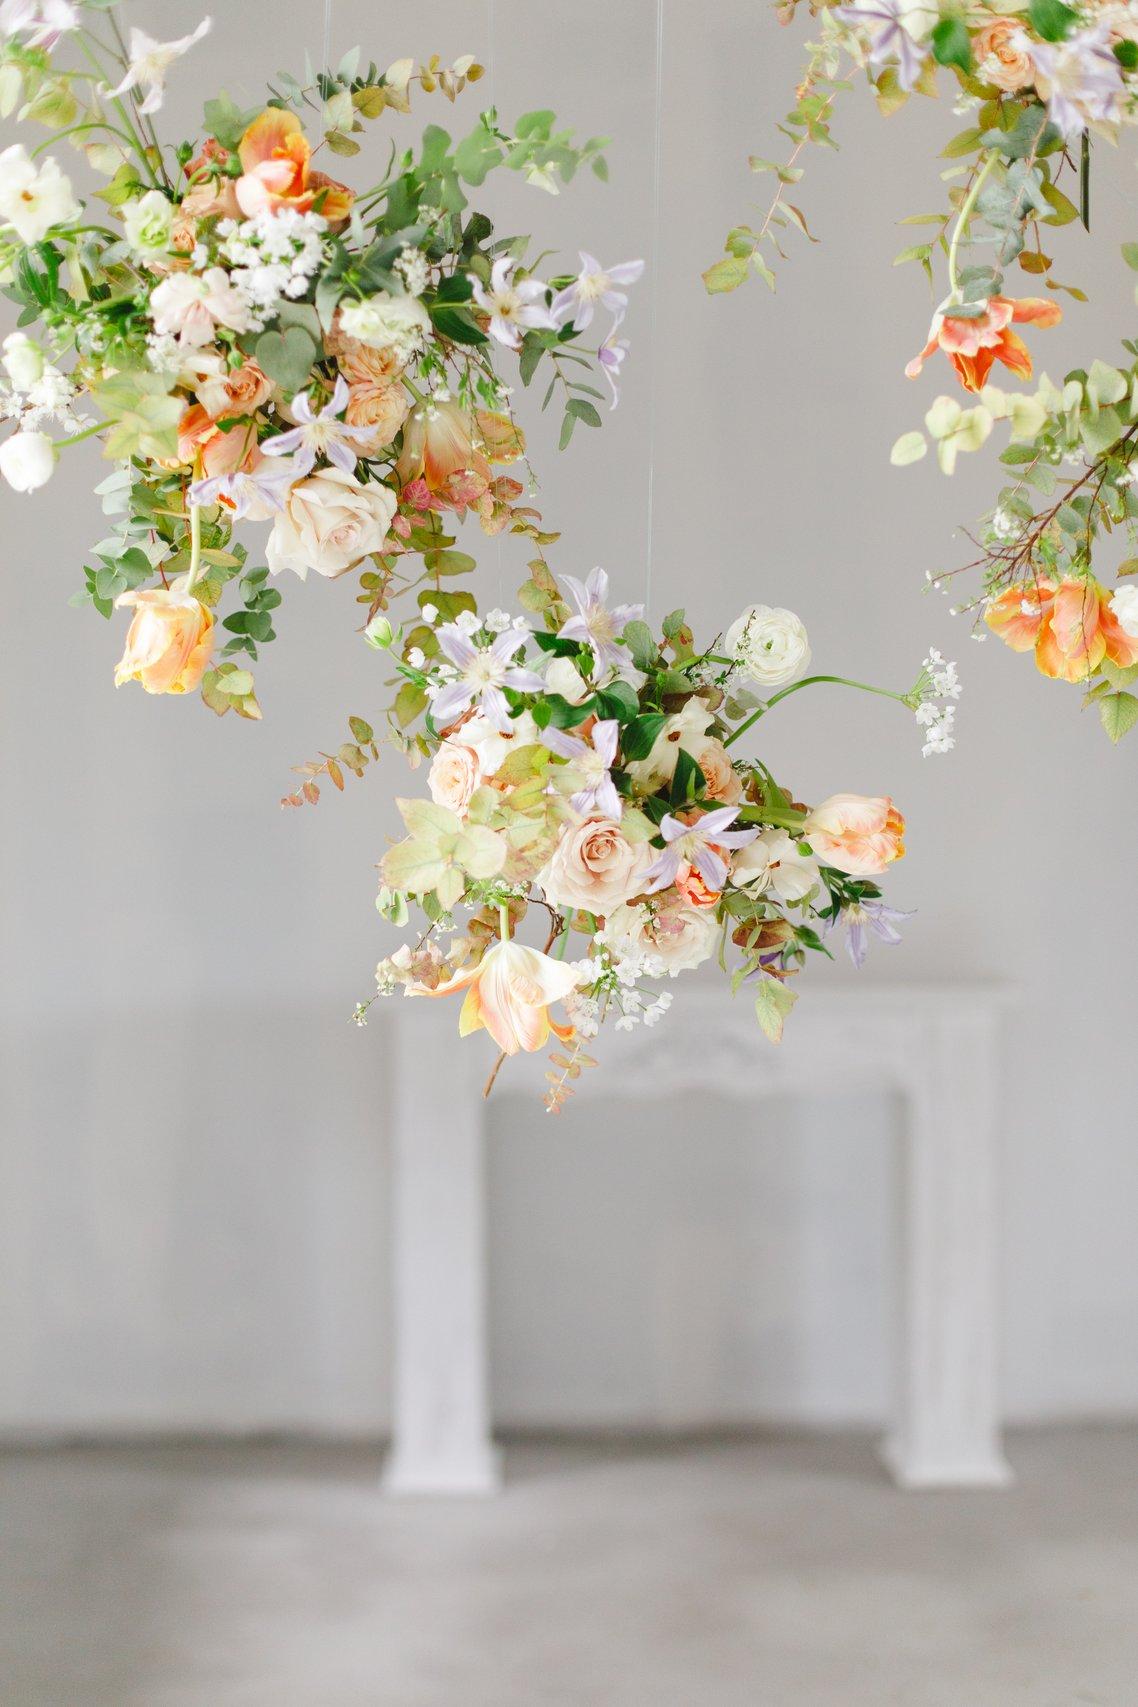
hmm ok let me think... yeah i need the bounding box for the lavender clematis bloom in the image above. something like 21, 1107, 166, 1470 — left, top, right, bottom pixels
1029, 27, 1125, 140
0, 0, 79, 47
429, 623, 544, 732
188, 458, 300, 520
828, 898, 913, 969
598, 314, 630, 411
543, 719, 622, 818
469, 255, 558, 351
644, 807, 759, 894
261, 376, 374, 476
552, 253, 645, 331
835, 0, 930, 92
557, 566, 643, 671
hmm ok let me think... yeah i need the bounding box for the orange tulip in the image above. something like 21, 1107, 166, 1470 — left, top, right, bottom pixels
803, 795, 906, 879
113, 588, 215, 695
410, 938, 580, 1056
395, 398, 492, 509
906, 295, 1061, 393
235, 110, 353, 224
985, 576, 1138, 682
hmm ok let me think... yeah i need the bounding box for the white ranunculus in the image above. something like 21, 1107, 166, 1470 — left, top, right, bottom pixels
1110, 584, 1138, 639
0, 428, 54, 491
724, 603, 811, 688
0, 144, 80, 243
122, 187, 174, 257
2, 330, 44, 391
266, 466, 397, 580
544, 656, 590, 704
338, 291, 431, 363
623, 696, 715, 792
730, 827, 820, 903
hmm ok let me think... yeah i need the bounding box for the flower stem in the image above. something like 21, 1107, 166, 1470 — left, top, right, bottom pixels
947, 150, 999, 299
723, 675, 908, 749
498, 902, 511, 941
184, 499, 203, 595
56, 420, 104, 449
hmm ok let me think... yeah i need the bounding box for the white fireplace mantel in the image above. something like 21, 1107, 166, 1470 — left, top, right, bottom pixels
382, 983, 1011, 1495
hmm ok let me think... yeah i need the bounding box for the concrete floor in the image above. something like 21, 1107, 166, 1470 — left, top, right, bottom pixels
2, 1429, 1137, 1706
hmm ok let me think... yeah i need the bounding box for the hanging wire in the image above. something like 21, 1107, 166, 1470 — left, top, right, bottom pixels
322, 0, 333, 78
488, 0, 506, 610
643, 0, 664, 614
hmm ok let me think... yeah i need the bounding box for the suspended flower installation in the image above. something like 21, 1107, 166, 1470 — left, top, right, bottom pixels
0, 7, 637, 719
354, 560, 957, 1108
705, 0, 1138, 741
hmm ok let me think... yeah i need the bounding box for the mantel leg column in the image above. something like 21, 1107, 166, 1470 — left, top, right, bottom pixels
882, 1008, 1013, 1490
382, 1003, 500, 1495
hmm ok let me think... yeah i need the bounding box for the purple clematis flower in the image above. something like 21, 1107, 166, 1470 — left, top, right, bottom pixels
469, 256, 558, 351
428, 623, 544, 732
543, 719, 622, 818
188, 457, 300, 520
1029, 26, 1125, 140
261, 376, 374, 477
643, 807, 759, 895
557, 566, 643, 671
552, 253, 645, 331
828, 898, 913, 970
835, 0, 929, 92
598, 314, 630, 411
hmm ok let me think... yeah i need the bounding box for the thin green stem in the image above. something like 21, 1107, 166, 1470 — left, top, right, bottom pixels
723, 675, 909, 749
498, 902, 511, 941
56, 420, 104, 449
947, 150, 999, 298
184, 500, 203, 594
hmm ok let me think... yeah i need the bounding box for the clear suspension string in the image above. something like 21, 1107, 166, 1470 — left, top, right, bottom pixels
489, 0, 505, 611
322, 0, 333, 78
644, 0, 664, 616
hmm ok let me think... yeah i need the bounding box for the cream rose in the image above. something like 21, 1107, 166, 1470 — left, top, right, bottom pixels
724, 603, 811, 688
266, 466, 397, 580
344, 380, 409, 455
972, 18, 1034, 93
624, 696, 715, 792
428, 740, 481, 817
602, 893, 720, 976
541, 819, 656, 917
544, 656, 591, 704
693, 736, 741, 804
195, 358, 274, 420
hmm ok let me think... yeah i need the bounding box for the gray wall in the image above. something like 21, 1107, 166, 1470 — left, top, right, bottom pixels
3, 0, 1136, 1434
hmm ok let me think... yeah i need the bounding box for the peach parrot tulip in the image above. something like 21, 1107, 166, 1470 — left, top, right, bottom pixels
235, 110, 353, 223
803, 794, 906, 879
906, 295, 1061, 393
410, 938, 580, 1056
985, 576, 1138, 682
113, 588, 215, 695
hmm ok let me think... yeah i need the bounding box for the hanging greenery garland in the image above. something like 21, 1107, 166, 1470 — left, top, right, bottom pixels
707, 0, 1138, 741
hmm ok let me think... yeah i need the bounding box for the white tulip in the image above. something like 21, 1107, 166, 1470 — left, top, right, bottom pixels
0, 428, 55, 491
0, 144, 80, 243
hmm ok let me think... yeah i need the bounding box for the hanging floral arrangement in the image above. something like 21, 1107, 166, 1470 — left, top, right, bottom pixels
355, 562, 958, 1107
705, 0, 1138, 741
0, 5, 635, 719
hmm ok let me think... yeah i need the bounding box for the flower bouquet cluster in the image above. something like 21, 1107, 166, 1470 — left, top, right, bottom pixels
706, 0, 1138, 740
0, 4, 637, 720
359, 562, 957, 1108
